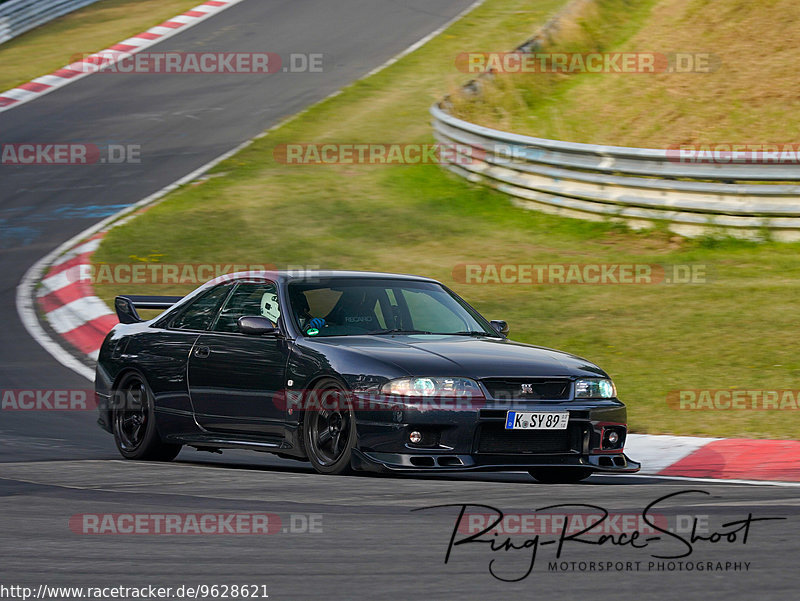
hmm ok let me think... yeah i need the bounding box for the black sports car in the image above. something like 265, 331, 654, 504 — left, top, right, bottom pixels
96, 270, 640, 482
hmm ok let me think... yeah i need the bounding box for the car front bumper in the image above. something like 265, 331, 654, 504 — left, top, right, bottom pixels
349, 394, 640, 473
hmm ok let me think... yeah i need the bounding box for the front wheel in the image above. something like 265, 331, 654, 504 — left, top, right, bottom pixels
302, 379, 356, 475
528, 467, 593, 483
112, 372, 182, 461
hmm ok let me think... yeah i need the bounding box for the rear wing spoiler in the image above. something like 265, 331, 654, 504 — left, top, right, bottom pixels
114, 295, 183, 324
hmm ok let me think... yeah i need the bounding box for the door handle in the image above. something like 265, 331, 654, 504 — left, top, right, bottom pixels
194, 346, 210, 359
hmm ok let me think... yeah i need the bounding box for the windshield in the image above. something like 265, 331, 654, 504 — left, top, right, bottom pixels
287, 278, 498, 338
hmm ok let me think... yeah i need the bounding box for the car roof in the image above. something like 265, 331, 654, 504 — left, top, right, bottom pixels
206, 269, 439, 287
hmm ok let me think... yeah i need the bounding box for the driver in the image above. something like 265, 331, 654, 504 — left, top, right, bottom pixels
289, 288, 325, 333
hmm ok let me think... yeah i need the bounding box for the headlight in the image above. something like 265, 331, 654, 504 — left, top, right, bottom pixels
381, 377, 484, 398
574, 378, 616, 399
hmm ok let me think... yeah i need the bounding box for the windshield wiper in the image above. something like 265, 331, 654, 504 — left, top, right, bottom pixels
367, 328, 435, 335
447, 330, 501, 337
366, 329, 500, 337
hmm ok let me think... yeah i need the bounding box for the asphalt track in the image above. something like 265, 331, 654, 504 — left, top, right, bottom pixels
0, 1, 798, 599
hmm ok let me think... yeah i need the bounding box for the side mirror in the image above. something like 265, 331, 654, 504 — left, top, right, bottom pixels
238, 315, 277, 335
490, 320, 509, 336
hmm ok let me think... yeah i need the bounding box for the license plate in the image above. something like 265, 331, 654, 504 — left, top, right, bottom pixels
505, 411, 569, 430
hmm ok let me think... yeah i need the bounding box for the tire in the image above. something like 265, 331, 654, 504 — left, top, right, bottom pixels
112, 371, 182, 461
528, 467, 593, 483
301, 379, 356, 475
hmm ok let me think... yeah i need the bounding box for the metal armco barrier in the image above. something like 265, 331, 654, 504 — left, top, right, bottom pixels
431, 103, 800, 240
0, 0, 100, 45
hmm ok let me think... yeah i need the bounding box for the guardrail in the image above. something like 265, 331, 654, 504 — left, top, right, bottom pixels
431, 104, 800, 241
0, 0, 100, 45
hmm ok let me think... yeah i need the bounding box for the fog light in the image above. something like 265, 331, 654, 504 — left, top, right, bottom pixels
409, 431, 422, 444
607, 431, 619, 445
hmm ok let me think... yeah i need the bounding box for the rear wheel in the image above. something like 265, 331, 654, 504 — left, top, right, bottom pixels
302, 379, 356, 475
528, 467, 593, 483
112, 372, 181, 461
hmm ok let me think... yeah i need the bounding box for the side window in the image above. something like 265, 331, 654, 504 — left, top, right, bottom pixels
170, 285, 232, 331
212, 282, 280, 333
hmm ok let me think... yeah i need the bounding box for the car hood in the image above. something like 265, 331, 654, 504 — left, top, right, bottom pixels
305, 334, 607, 379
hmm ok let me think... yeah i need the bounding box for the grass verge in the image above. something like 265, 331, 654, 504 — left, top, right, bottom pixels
93, 0, 800, 439
0, 0, 202, 93
449, 0, 800, 146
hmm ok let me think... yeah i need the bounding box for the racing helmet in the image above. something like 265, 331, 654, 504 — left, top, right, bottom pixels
260, 291, 280, 323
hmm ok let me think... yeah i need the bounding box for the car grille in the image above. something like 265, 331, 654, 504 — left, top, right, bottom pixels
476, 423, 576, 454
480, 378, 571, 401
